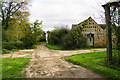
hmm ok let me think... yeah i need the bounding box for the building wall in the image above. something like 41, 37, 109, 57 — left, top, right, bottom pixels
80, 18, 106, 46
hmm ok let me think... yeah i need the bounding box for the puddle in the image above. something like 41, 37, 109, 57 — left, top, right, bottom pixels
73, 70, 85, 76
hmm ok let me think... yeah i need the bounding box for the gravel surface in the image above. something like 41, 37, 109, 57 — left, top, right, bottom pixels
2, 44, 106, 78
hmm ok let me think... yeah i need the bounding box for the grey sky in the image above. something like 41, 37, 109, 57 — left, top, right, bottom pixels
29, 0, 109, 32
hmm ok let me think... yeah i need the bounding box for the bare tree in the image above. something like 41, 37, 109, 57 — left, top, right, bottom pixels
93, 0, 109, 23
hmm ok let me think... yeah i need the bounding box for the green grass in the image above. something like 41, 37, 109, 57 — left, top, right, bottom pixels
46, 44, 105, 50
1, 49, 19, 54
1, 42, 47, 54
75, 47, 105, 50
2, 58, 30, 78
65, 51, 120, 79
32, 42, 46, 49
45, 44, 63, 50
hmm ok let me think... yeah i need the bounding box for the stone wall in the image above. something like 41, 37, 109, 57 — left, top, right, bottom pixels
81, 17, 106, 46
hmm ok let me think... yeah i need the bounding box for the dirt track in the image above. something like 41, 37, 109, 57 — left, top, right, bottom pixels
2, 44, 106, 78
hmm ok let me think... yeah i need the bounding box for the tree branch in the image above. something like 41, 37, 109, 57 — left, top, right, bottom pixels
10, 3, 20, 12
10, 2, 24, 17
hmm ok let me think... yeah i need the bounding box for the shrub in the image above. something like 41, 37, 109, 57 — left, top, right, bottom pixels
112, 49, 120, 65
2, 49, 9, 54
63, 27, 88, 49
93, 45, 106, 48
2, 41, 16, 50
22, 33, 35, 48
2, 41, 8, 49
39, 36, 46, 42
39, 32, 46, 42
62, 33, 76, 49
48, 27, 88, 50
2, 41, 24, 50
14, 41, 24, 49
48, 28, 69, 45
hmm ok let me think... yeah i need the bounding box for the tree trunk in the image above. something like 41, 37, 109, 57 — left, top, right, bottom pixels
1, 6, 5, 29
4, 2, 12, 30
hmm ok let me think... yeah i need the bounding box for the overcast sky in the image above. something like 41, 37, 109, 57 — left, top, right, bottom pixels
29, 0, 109, 32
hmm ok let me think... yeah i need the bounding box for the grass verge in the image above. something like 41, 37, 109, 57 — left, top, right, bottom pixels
45, 44, 63, 50
65, 51, 120, 79
31, 42, 46, 49
46, 44, 105, 50
2, 58, 30, 78
1, 42, 46, 54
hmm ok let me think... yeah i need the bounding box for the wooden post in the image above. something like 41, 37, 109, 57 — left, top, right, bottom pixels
103, 5, 112, 65
118, 7, 120, 64
118, 7, 120, 26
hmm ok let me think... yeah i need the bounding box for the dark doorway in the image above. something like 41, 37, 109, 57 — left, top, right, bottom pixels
87, 33, 94, 47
